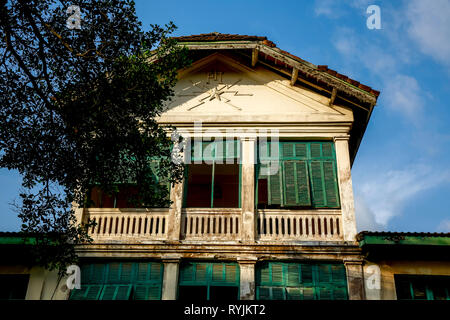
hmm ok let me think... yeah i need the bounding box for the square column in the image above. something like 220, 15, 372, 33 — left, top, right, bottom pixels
167, 181, 184, 241
240, 138, 256, 242
167, 138, 185, 241
334, 136, 357, 241
161, 255, 181, 300
344, 259, 365, 300
238, 257, 257, 300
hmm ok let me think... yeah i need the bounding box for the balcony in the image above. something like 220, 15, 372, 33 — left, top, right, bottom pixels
83, 207, 343, 243
86, 208, 169, 242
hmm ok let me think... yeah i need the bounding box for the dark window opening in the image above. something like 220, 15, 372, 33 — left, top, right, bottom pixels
209, 286, 239, 301
185, 163, 240, 208
178, 286, 208, 301
0, 274, 29, 300
395, 275, 450, 300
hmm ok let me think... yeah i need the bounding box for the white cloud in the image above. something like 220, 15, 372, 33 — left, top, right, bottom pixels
355, 164, 450, 226
406, 0, 450, 66
382, 74, 424, 119
354, 196, 384, 231
437, 219, 450, 232
314, 0, 346, 18
332, 27, 425, 120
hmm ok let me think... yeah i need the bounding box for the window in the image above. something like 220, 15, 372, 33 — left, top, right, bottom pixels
178, 262, 240, 300
184, 140, 241, 208
0, 274, 29, 300
70, 262, 163, 300
256, 141, 340, 209
256, 262, 347, 300
395, 275, 450, 300
89, 159, 170, 208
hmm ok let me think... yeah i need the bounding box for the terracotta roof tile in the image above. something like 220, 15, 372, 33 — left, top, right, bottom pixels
173, 32, 267, 42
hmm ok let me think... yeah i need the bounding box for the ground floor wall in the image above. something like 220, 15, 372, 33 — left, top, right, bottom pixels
0, 265, 68, 300
364, 260, 450, 300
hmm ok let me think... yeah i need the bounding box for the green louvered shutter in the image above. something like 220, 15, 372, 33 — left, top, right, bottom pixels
300, 264, 313, 284
294, 143, 308, 158
90, 264, 105, 284
303, 287, 315, 300
133, 285, 161, 300
260, 264, 270, 285
310, 161, 326, 207
331, 264, 346, 283
333, 287, 348, 300
295, 161, 311, 206
283, 161, 297, 206
318, 265, 331, 283
319, 287, 332, 300
120, 262, 134, 283
271, 264, 283, 285
196, 264, 207, 282
100, 284, 132, 300
286, 287, 301, 300
258, 287, 271, 300
271, 287, 285, 300
287, 264, 300, 286
310, 143, 322, 158
85, 285, 103, 300
107, 263, 121, 283
283, 160, 311, 207
181, 263, 195, 282
150, 263, 162, 281
70, 286, 89, 300
268, 162, 282, 205
282, 143, 294, 158
212, 264, 223, 282
134, 285, 148, 300
323, 161, 339, 207
148, 286, 161, 300
225, 264, 238, 284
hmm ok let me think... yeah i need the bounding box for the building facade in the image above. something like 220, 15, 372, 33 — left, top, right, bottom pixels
13, 33, 441, 301
68, 33, 380, 301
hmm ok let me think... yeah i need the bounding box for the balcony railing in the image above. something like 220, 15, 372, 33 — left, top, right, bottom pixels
180, 208, 241, 241
257, 209, 343, 241
86, 208, 169, 241
83, 208, 344, 243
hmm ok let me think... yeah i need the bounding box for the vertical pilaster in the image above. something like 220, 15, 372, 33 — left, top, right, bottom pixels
161, 256, 181, 300
344, 259, 365, 300
167, 181, 184, 241
238, 257, 257, 300
334, 136, 357, 241
25, 267, 46, 300
241, 138, 256, 242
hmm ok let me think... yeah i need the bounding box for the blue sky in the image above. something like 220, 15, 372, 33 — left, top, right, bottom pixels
1, 0, 449, 232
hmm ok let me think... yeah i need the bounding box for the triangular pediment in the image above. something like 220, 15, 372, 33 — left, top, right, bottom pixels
159, 53, 353, 124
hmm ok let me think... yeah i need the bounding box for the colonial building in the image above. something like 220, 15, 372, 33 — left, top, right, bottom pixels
2, 33, 392, 300
68, 33, 380, 301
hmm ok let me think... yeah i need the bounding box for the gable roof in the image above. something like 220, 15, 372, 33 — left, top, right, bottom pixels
173, 32, 380, 164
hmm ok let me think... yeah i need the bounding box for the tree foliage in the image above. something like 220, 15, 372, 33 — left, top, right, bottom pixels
0, 0, 189, 275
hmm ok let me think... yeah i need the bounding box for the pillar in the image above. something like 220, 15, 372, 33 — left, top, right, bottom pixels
161, 255, 181, 300
241, 138, 256, 242
334, 136, 357, 242
167, 182, 184, 241
344, 259, 365, 300
25, 267, 46, 300
238, 257, 257, 300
